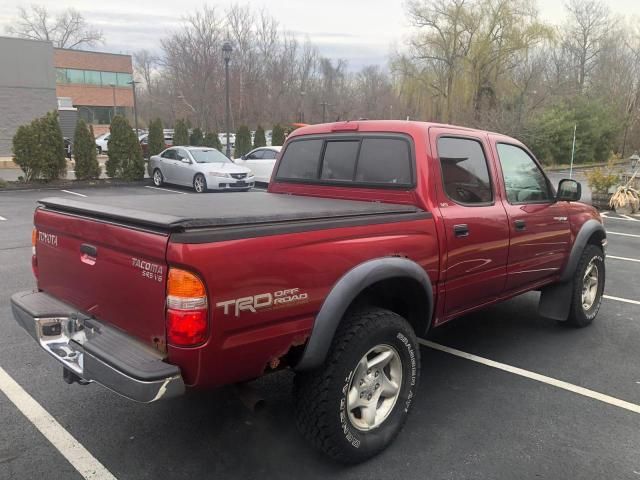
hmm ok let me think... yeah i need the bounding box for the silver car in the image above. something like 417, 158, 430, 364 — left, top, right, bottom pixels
149, 147, 255, 193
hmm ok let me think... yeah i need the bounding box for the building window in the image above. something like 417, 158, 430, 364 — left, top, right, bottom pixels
116, 72, 132, 86
84, 70, 101, 85
77, 105, 128, 124
100, 71, 117, 86
55, 68, 132, 87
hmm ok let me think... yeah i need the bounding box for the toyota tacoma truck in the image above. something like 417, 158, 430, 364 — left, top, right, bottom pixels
11, 120, 606, 463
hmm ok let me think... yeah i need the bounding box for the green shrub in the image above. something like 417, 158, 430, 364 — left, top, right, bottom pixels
190, 127, 203, 146
585, 168, 619, 193
253, 125, 266, 148
12, 111, 66, 182
272, 124, 285, 146
174, 119, 189, 146
148, 118, 165, 156
203, 132, 222, 150
0, 178, 7, 188
106, 115, 144, 180
73, 119, 101, 180
235, 125, 252, 157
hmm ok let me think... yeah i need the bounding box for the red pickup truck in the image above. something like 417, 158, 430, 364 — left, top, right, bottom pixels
12, 120, 606, 463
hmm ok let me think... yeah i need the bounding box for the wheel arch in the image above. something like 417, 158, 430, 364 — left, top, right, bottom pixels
559, 219, 606, 283
294, 257, 433, 371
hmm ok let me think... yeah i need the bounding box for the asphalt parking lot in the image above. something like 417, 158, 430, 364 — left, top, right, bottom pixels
0, 184, 639, 480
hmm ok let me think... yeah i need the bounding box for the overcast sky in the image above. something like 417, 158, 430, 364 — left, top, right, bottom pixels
1, 0, 639, 70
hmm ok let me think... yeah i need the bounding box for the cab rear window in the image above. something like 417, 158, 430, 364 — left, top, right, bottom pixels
275, 134, 414, 187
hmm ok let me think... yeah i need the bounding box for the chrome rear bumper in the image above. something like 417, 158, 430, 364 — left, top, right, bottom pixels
11, 291, 184, 403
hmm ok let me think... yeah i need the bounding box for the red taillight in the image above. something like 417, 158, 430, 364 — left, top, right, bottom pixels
166, 309, 208, 346
31, 227, 38, 279
166, 268, 208, 347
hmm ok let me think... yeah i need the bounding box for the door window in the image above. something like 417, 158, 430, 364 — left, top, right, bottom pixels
161, 149, 176, 160
437, 137, 493, 204
497, 143, 552, 204
247, 150, 264, 160
261, 149, 278, 159
175, 149, 190, 162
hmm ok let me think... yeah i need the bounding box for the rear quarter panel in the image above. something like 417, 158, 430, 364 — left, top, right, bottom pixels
167, 217, 439, 387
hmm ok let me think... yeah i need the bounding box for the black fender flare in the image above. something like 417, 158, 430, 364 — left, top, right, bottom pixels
559, 219, 606, 282
294, 257, 433, 371
539, 219, 606, 320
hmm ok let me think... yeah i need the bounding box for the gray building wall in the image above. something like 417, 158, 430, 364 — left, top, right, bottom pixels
0, 37, 57, 156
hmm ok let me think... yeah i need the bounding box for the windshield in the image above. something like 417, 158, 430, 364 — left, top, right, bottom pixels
189, 149, 232, 164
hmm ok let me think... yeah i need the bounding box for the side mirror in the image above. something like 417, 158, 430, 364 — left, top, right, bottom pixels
181, 158, 191, 164
241, 155, 247, 160
557, 179, 581, 202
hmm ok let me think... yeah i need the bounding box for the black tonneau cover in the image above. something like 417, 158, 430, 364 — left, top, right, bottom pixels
38, 192, 422, 232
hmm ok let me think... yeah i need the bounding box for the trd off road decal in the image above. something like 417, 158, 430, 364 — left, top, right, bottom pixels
216, 288, 309, 317
131, 257, 164, 282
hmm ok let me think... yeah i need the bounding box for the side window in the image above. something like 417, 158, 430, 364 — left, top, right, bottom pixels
497, 143, 552, 203
437, 137, 493, 205
176, 149, 189, 161
321, 141, 359, 181
276, 139, 323, 180
262, 149, 278, 160
161, 149, 175, 160
247, 150, 264, 160
355, 138, 411, 185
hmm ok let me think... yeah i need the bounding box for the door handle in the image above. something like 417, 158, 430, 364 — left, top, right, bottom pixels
453, 224, 469, 237
80, 244, 97, 257
514, 220, 526, 231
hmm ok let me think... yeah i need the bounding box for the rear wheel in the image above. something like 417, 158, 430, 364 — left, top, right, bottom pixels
193, 174, 207, 193
565, 244, 605, 327
152, 169, 163, 187
294, 307, 420, 464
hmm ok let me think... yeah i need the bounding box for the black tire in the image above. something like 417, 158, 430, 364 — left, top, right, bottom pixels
193, 174, 207, 193
294, 307, 420, 464
152, 168, 164, 187
565, 244, 605, 327
97, 146, 102, 155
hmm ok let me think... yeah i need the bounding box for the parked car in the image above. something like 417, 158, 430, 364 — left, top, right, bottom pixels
218, 132, 236, 147
12, 120, 605, 464
149, 146, 254, 192
233, 146, 282, 183
95, 133, 109, 154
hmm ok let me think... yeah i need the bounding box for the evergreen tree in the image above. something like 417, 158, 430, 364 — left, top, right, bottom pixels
12, 124, 39, 182
73, 119, 100, 180
272, 124, 285, 146
190, 127, 203, 146
203, 131, 222, 150
253, 125, 266, 148
106, 115, 144, 180
235, 125, 252, 157
174, 119, 189, 146
39, 112, 67, 181
148, 118, 165, 156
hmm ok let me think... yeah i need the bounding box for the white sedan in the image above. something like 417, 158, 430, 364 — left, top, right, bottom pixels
149, 147, 254, 193
233, 146, 282, 183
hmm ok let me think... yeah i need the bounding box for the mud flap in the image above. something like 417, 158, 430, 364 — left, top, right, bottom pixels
538, 281, 573, 321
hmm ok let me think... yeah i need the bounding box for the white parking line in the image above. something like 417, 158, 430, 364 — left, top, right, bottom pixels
144, 185, 186, 194
418, 340, 640, 414
60, 189, 87, 198
608, 255, 640, 263
602, 214, 639, 222
0, 366, 116, 479
604, 295, 640, 306
0, 215, 6, 221
608, 231, 640, 238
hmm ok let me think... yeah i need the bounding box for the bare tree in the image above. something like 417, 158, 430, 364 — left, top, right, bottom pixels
6, 5, 103, 49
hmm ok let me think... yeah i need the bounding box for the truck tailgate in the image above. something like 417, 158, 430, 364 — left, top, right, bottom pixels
34, 207, 169, 350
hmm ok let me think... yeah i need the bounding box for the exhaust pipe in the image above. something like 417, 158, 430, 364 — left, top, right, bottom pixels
233, 382, 265, 412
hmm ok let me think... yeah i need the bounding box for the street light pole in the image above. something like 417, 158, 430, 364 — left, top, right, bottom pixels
222, 41, 233, 158
128, 80, 140, 135
319, 101, 332, 123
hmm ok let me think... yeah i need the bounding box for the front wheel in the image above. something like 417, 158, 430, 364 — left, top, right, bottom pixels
565, 244, 605, 327
193, 174, 207, 193
152, 168, 163, 187
294, 308, 420, 464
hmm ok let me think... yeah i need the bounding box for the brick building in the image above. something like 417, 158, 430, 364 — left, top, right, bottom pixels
54, 48, 134, 127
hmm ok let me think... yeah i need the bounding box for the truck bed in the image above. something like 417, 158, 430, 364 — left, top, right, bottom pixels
38, 192, 424, 232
